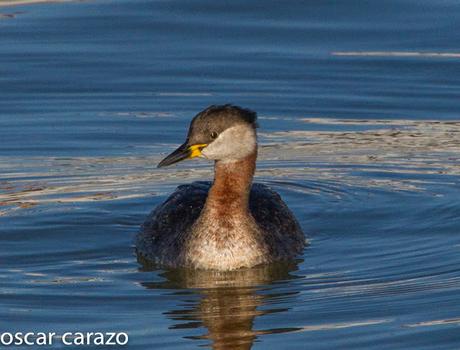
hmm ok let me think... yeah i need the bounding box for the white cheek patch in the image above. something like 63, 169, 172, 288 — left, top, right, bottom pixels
201, 124, 257, 161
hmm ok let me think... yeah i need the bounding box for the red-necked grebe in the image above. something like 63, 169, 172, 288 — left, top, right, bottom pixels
136, 105, 305, 270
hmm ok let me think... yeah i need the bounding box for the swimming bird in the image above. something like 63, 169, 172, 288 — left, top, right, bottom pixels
136, 105, 305, 270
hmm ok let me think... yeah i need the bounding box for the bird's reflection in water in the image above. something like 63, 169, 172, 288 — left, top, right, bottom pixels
138, 257, 304, 350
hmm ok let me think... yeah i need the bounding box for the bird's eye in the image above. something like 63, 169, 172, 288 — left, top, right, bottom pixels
210, 131, 218, 139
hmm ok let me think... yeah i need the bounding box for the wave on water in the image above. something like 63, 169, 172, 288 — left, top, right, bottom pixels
1, 118, 459, 216
332, 51, 460, 58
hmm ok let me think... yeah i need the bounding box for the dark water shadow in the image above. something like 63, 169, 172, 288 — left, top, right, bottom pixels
137, 257, 304, 350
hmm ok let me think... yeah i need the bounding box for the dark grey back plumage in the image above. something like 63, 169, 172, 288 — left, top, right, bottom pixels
136, 181, 305, 265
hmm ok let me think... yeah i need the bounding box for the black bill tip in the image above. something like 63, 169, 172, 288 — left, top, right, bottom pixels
157, 142, 190, 168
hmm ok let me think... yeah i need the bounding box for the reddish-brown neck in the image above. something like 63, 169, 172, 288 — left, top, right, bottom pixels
204, 151, 257, 215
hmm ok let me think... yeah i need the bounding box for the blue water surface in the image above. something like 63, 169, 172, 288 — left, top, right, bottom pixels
1, 0, 460, 349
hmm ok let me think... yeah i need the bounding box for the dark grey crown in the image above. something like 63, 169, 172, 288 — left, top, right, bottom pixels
187, 104, 257, 145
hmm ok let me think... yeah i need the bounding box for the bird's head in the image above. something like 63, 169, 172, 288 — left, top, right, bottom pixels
158, 105, 258, 168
